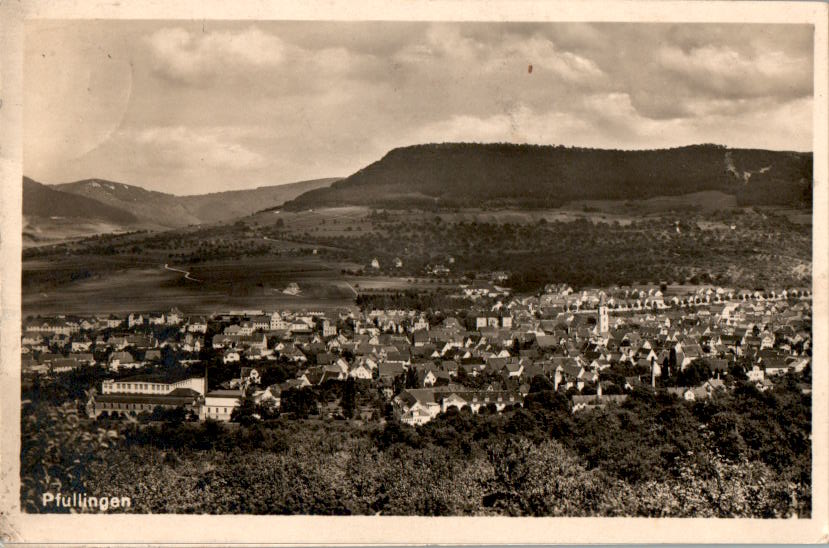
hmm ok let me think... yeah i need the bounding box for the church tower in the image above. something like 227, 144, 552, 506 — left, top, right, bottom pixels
598, 294, 609, 334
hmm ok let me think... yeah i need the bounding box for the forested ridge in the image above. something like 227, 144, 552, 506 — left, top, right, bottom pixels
285, 143, 812, 210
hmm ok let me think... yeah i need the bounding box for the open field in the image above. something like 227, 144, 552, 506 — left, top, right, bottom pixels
22, 255, 359, 316
23, 216, 146, 248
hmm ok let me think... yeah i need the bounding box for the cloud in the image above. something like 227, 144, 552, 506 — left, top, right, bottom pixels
145, 26, 286, 83
399, 92, 811, 153
402, 104, 590, 147
498, 34, 605, 85
121, 126, 268, 171
24, 21, 814, 194
657, 44, 812, 100
395, 25, 605, 87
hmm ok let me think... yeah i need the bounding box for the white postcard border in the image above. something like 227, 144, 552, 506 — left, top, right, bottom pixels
1, 0, 827, 544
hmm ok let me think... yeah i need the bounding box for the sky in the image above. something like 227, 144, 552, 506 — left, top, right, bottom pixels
24, 21, 814, 195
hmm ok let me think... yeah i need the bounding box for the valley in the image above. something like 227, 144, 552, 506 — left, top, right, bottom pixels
21, 143, 813, 317
22, 200, 811, 316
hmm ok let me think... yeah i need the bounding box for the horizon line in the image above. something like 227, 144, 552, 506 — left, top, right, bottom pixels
26, 141, 814, 196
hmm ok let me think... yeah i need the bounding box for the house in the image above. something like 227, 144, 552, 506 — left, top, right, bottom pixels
72, 352, 96, 365
108, 351, 139, 371
421, 368, 438, 387
144, 349, 162, 362
378, 362, 405, 383
667, 386, 709, 401
349, 363, 373, 380
51, 358, 81, 373
103, 315, 123, 329
182, 334, 203, 353
71, 338, 93, 352
249, 315, 271, 331
25, 318, 74, 336
320, 364, 347, 383
253, 385, 282, 408
166, 308, 183, 325
107, 335, 130, 350
240, 367, 261, 386
412, 330, 430, 347
505, 362, 524, 379
126, 334, 156, 349
395, 387, 523, 424
187, 317, 208, 333
440, 393, 468, 413
762, 357, 791, 376
202, 389, 243, 422
148, 313, 166, 326
223, 350, 241, 364
322, 321, 338, 338
400, 406, 434, 426
747, 364, 764, 382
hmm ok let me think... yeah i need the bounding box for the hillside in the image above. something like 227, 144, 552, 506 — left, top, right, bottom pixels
53, 177, 339, 227
181, 178, 341, 223
23, 177, 139, 224
284, 143, 812, 210
55, 179, 206, 227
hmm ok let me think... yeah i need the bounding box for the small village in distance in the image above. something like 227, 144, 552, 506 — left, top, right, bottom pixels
21, 280, 812, 426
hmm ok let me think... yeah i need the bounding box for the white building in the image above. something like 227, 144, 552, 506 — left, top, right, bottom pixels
202, 390, 243, 422
101, 376, 206, 396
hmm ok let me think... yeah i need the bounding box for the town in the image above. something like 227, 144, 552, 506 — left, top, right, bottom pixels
21, 282, 812, 427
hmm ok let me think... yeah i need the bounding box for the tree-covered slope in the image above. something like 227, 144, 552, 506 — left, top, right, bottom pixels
23, 177, 139, 224
284, 143, 812, 210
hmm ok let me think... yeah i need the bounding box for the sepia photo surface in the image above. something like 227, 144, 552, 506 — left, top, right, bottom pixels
1, 0, 827, 544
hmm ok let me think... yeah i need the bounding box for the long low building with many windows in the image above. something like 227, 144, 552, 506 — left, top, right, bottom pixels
91, 388, 202, 418
90, 373, 207, 418
101, 374, 206, 396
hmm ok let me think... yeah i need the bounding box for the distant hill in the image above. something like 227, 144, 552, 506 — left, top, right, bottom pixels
23, 177, 139, 224
284, 143, 812, 211
53, 177, 340, 227
55, 178, 202, 227
22, 176, 339, 245
179, 178, 341, 223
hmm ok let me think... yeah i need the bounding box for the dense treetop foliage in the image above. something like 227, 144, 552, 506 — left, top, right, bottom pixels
21, 366, 810, 517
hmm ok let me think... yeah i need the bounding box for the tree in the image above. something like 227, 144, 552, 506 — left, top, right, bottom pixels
405, 367, 419, 389
230, 393, 259, 427
528, 375, 553, 393
677, 360, 711, 387
281, 388, 318, 419
342, 377, 357, 419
